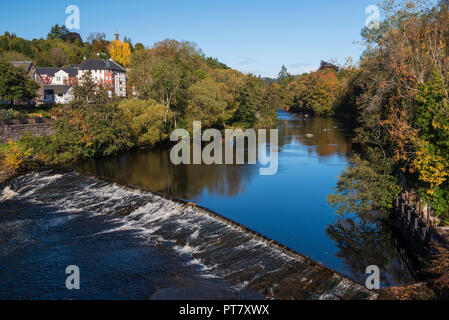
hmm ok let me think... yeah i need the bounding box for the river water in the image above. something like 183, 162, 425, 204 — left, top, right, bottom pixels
75, 111, 415, 287
0, 111, 414, 300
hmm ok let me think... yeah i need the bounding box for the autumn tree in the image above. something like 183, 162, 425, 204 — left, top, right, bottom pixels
88, 32, 109, 56
330, 0, 449, 223
108, 39, 131, 67
289, 68, 342, 115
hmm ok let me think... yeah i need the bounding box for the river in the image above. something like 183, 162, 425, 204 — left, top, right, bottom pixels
0, 111, 415, 299
75, 111, 415, 287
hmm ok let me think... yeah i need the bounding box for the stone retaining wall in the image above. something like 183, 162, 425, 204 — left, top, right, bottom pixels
0, 118, 54, 144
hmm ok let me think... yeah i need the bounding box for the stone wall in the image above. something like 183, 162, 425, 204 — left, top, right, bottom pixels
0, 118, 54, 144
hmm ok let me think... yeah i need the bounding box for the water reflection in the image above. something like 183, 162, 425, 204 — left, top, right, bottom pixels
326, 217, 415, 287
278, 114, 352, 159
76, 149, 258, 200
76, 112, 352, 200
74, 111, 415, 286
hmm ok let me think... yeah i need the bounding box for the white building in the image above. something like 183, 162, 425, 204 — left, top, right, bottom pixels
35, 58, 127, 104
36, 67, 78, 85
43, 85, 74, 104
78, 59, 127, 97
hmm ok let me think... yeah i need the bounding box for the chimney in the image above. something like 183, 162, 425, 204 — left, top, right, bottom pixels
115, 32, 119, 41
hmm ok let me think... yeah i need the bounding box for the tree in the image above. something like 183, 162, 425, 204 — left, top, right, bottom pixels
266, 83, 288, 110
289, 68, 342, 115
108, 39, 131, 67
232, 75, 264, 128
319, 60, 340, 72
88, 32, 109, 55
72, 71, 108, 106
185, 77, 226, 130
23, 75, 132, 163
209, 69, 245, 127
327, 151, 401, 216
123, 36, 134, 52
277, 65, 290, 82
47, 24, 70, 40
49, 47, 69, 67
128, 49, 154, 100
150, 55, 185, 126
206, 57, 229, 70
134, 43, 145, 51
0, 61, 39, 104
118, 98, 172, 147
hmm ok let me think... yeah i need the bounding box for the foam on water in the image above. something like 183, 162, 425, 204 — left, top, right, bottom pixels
0, 187, 18, 202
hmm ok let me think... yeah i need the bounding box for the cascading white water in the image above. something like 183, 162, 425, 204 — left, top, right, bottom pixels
0, 169, 377, 300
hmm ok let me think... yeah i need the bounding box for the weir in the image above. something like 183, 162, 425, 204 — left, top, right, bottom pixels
0, 169, 377, 300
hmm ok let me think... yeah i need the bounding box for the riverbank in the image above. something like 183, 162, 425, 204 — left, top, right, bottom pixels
380, 217, 449, 300
0, 161, 15, 185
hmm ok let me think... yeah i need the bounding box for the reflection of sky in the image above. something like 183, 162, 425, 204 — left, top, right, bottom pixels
190, 112, 351, 276
76, 111, 413, 285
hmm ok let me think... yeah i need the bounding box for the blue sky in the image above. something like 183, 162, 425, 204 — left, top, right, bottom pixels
0, 0, 376, 77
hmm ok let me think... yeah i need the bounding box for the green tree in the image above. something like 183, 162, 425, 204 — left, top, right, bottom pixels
0, 61, 39, 104
72, 71, 109, 106
119, 98, 173, 147
327, 150, 401, 216
231, 76, 261, 128
47, 24, 70, 40
185, 77, 226, 130
277, 65, 290, 81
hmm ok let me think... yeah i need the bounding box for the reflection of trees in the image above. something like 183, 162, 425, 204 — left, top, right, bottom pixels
76, 114, 354, 199
75, 148, 257, 200
326, 217, 415, 287
278, 116, 352, 159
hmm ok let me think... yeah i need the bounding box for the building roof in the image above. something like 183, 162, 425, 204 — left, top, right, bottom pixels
62, 68, 78, 77
44, 85, 72, 95
36, 67, 61, 77
11, 61, 33, 72
79, 59, 126, 72
36, 67, 78, 77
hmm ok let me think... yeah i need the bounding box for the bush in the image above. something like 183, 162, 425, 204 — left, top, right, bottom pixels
0, 109, 14, 119
1, 141, 32, 172
118, 98, 173, 147
21, 102, 134, 164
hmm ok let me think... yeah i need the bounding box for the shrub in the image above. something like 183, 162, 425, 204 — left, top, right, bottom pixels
0, 109, 14, 119
21, 103, 134, 164
2, 141, 32, 172
118, 98, 172, 147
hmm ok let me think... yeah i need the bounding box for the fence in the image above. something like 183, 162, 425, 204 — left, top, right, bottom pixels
394, 194, 432, 254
